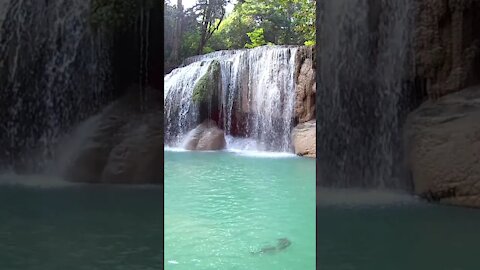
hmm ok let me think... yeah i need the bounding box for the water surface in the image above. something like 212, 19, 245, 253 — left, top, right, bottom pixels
0, 178, 163, 270
165, 151, 316, 270
318, 189, 480, 270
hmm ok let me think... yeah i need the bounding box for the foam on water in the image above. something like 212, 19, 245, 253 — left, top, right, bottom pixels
317, 188, 418, 207
165, 135, 299, 159
0, 173, 78, 188
227, 149, 297, 158
164, 147, 189, 152
225, 136, 298, 158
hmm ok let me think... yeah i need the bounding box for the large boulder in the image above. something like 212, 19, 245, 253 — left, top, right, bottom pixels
404, 85, 480, 207
61, 86, 163, 184
184, 119, 226, 151
292, 120, 316, 158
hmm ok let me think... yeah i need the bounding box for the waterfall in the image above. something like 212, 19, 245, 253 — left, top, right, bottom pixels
138, 2, 151, 112
0, 0, 9, 37
0, 0, 112, 171
164, 46, 298, 153
317, 0, 415, 189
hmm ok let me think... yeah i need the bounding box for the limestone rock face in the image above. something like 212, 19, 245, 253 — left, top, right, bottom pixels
404, 85, 480, 208
415, 0, 480, 98
292, 120, 316, 158
63, 87, 163, 184
295, 46, 316, 123
184, 120, 226, 151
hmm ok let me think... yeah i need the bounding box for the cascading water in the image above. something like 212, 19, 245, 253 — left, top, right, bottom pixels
317, 0, 415, 189
164, 61, 213, 144
164, 46, 298, 153
0, 0, 112, 171
0, 0, 9, 35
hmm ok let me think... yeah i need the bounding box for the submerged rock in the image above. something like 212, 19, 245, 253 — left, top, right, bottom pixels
184, 120, 226, 151
405, 85, 480, 208
292, 120, 316, 158
250, 238, 292, 256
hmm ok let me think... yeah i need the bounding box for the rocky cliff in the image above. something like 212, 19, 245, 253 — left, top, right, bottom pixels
406, 1, 480, 207
415, 0, 480, 99
293, 46, 316, 158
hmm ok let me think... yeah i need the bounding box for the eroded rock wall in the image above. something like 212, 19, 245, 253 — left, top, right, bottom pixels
295, 46, 316, 124
415, 0, 480, 98
404, 1, 480, 207
293, 46, 316, 158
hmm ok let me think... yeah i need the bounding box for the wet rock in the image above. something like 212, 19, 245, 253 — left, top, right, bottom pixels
295, 47, 316, 123
415, 0, 480, 98
250, 238, 292, 256
192, 60, 222, 123
101, 113, 163, 184
63, 87, 163, 184
184, 119, 226, 151
405, 85, 480, 208
292, 120, 316, 158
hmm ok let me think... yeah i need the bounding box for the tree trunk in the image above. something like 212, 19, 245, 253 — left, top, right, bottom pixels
170, 0, 183, 65
197, 11, 209, 55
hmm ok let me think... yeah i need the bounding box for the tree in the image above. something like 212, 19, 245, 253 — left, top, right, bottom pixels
245, 28, 269, 48
164, 0, 315, 69
222, 0, 315, 47
292, 0, 315, 46
192, 0, 229, 55
169, 0, 184, 64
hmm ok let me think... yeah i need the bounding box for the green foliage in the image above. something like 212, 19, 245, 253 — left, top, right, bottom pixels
213, 0, 315, 49
90, 0, 155, 31
164, 0, 315, 66
210, 6, 254, 50
292, 0, 316, 46
245, 28, 269, 48
304, 40, 315, 46
192, 61, 221, 103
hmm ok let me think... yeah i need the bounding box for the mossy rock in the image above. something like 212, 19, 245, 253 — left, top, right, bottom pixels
192, 60, 221, 103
